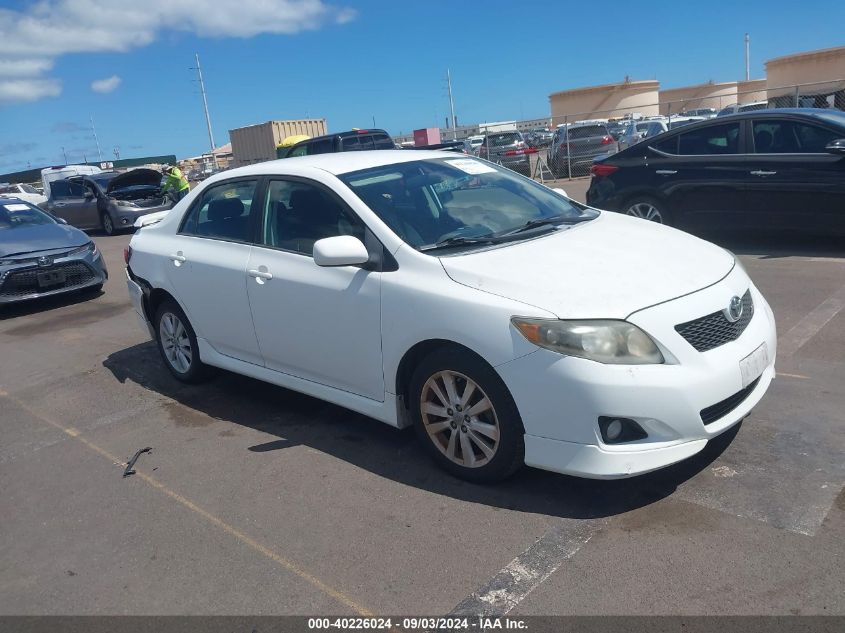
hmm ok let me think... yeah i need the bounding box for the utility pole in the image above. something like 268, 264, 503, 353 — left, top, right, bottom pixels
61, 146, 68, 163
447, 69, 457, 140
194, 53, 217, 167
90, 115, 103, 163
744, 33, 750, 81
113, 147, 120, 160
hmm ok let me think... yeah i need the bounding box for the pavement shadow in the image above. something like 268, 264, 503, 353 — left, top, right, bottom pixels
0, 286, 104, 321
103, 342, 739, 520
695, 230, 845, 259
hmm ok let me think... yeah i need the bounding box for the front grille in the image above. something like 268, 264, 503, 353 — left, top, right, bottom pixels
700, 377, 760, 425
675, 290, 754, 352
0, 262, 96, 298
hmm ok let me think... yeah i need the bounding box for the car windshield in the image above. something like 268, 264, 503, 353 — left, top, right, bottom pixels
0, 200, 56, 230
339, 157, 597, 251
20, 184, 39, 194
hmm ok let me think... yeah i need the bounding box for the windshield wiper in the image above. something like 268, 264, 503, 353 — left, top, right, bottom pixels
420, 235, 501, 251
500, 214, 592, 236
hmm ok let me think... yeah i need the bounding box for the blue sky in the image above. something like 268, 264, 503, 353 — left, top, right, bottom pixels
1, 0, 843, 174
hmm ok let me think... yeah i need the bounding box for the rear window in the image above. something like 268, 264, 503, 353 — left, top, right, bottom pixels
483, 133, 521, 146
567, 125, 607, 140
677, 122, 740, 155
373, 133, 395, 149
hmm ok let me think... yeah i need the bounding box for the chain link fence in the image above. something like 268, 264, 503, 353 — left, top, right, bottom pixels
453, 79, 845, 181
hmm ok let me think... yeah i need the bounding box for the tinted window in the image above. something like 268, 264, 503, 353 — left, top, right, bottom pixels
287, 144, 308, 157
484, 133, 520, 146
678, 122, 740, 155
50, 180, 87, 198
751, 120, 840, 153
260, 180, 364, 255
181, 179, 257, 242
373, 134, 395, 149
356, 135, 376, 150
0, 186, 15, 195
342, 135, 363, 151
567, 125, 607, 140
652, 136, 679, 154
20, 184, 38, 194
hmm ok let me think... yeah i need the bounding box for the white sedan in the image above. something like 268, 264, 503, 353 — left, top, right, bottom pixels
125, 150, 776, 482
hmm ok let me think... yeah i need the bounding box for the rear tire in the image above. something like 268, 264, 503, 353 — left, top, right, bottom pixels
623, 196, 672, 225
154, 299, 210, 383
410, 348, 524, 483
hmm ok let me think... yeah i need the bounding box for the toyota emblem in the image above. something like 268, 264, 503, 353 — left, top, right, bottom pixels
37, 256, 52, 267
725, 296, 743, 322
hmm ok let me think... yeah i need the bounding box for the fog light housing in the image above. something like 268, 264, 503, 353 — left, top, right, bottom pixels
598, 417, 647, 444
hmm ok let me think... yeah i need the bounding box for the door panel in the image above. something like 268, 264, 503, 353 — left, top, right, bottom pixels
745, 118, 845, 232
164, 178, 263, 365
246, 177, 384, 400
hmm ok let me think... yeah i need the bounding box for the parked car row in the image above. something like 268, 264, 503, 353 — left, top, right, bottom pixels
587, 108, 845, 235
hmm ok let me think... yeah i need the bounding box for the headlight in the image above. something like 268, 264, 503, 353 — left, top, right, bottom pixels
115, 199, 139, 208
511, 318, 664, 364
69, 241, 98, 257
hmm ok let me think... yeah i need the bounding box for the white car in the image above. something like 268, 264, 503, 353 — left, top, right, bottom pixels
125, 150, 777, 482
0, 183, 47, 206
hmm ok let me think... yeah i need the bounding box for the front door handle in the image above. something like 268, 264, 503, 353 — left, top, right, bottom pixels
248, 269, 273, 281
169, 252, 187, 266
655, 169, 677, 175
750, 170, 777, 176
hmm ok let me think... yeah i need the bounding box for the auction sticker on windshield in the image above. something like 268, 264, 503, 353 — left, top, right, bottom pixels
445, 159, 497, 175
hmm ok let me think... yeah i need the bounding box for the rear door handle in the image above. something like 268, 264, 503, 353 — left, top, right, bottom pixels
248, 269, 273, 281
750, 170, 777, 176
169, 253, 186, 266
655, 169, 677, 175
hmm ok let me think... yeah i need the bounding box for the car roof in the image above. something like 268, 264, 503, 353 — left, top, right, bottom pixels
211, 150, 466, 179
706, 107, 845, 123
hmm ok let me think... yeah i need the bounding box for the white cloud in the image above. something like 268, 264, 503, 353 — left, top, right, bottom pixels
0, 1, 355, 104
0, 77, 61, 104
91, 75, 122, 94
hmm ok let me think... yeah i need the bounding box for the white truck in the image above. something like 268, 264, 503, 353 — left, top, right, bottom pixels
40, 165, 102, 200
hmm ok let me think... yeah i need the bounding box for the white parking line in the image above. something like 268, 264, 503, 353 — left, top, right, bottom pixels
778, 282, 845, 357
449, 520, 603, 616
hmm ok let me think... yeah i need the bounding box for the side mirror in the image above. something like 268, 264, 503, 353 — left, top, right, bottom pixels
57, 217, 68, 224
553, 187, 568, 198
825, 139, 845, 155
313, 235, 370, 267
84, 191, 94, 200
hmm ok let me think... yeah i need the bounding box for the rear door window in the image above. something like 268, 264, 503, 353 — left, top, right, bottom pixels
678, 122, 741, 155
180, 179, 258, 242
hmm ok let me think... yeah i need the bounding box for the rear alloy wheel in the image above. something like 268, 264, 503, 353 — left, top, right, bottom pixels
101, 212, 116, 236
154, 300, 210, 383
625, 197, 670, 225
410, 349, 524, 482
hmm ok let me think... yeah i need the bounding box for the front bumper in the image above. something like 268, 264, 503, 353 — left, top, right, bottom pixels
497, 266, 777, 478
0, 248, 108, 304
111, 202, 173, 229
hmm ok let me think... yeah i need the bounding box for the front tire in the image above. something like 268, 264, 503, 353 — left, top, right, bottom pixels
624, 196, 671, 225
410, 348, 524, 483
154, 299, 210, 383
101, 212, 117, 236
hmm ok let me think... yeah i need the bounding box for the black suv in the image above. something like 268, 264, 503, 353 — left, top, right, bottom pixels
280, 129, 395, 158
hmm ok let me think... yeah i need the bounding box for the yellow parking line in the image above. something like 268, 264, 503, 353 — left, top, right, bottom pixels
0, 389, 372, 616
778, 372, 811, 380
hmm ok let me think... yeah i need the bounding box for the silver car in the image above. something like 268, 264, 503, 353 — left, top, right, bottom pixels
0, 197, 108, 304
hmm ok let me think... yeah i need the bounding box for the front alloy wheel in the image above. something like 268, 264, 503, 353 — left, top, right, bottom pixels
410, 348, 524, 482
102, 212, 116, 235
420, 370, 500, 469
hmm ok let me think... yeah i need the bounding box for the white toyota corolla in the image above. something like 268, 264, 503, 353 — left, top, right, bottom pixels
126, 150, 776, 482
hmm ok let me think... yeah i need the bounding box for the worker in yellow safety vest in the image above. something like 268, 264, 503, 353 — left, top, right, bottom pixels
161, 165, 190, 201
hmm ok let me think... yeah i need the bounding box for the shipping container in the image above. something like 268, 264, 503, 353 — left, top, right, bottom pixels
229, 119, 328, 166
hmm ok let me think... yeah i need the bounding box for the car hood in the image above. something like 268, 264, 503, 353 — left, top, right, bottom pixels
106, 168, 162, 193
439, 212, 735, 319
0, 223, 89, 258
